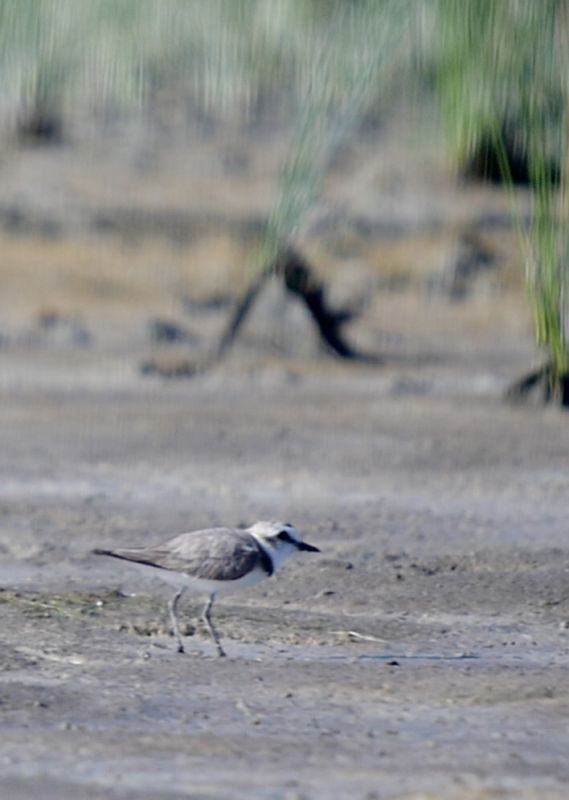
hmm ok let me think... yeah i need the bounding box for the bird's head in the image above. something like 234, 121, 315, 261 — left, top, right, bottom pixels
248, 520, 320, 569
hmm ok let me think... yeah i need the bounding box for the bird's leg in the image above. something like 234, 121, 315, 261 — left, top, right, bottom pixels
168, 589, 186, 654
202, 594, 226, 657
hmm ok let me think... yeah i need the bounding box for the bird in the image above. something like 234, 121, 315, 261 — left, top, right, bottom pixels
93, 520, 320, 657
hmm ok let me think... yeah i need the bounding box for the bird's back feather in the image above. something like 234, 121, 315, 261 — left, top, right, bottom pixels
93, 528, 274, 581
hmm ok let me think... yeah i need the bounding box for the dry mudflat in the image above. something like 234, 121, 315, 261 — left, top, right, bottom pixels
1, 329, 569, 799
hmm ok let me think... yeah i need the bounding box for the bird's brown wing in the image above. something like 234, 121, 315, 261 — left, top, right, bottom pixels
95, 528, 273, 580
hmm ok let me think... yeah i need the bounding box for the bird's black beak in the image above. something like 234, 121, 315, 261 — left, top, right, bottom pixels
297, 541, 320, 552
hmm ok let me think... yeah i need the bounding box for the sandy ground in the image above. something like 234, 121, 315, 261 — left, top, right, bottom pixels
1, 106, 569, 799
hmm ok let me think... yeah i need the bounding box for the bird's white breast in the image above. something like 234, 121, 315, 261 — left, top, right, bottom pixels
131, 559, 270, 596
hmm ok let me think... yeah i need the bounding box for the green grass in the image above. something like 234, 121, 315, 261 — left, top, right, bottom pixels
432, 0, 569, 388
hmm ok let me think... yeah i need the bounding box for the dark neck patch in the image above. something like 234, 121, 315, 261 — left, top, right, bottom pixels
254, 540, 274, 576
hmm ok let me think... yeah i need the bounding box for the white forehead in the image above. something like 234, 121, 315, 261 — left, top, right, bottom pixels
249, 520, 300, 539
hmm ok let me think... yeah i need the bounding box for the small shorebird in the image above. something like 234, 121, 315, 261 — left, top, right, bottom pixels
94, 520, 320, 657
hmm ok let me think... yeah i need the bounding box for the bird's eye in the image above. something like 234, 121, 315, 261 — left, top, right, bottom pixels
278, 530, 294, 543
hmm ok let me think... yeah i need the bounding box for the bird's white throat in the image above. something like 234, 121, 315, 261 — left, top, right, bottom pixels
253, 536, 297, 573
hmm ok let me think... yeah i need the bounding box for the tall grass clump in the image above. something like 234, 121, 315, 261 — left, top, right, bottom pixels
216, 0, 411, 354
432, 0, 569, 402
255, 0, 408, 272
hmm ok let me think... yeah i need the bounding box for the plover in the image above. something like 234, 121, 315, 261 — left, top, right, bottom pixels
93, 520, 320, 657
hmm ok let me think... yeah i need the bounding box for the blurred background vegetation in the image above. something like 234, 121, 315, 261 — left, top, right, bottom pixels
0, 0, 567, 403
